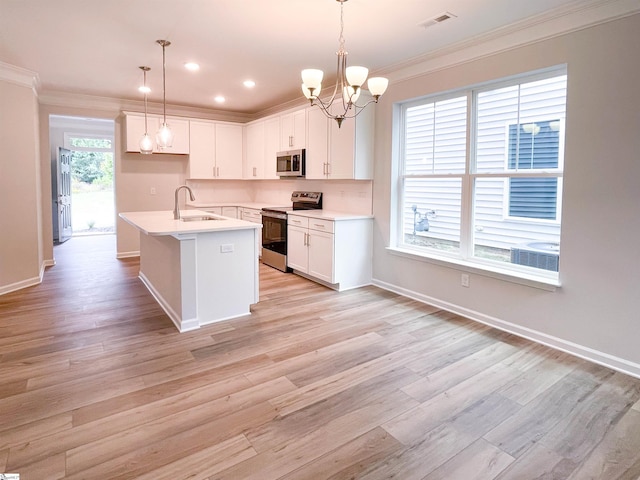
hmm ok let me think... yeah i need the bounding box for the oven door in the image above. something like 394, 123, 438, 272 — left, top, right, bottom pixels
261, 211, 288, 255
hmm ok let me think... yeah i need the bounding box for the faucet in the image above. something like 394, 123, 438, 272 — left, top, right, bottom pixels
173, 185, 196, 219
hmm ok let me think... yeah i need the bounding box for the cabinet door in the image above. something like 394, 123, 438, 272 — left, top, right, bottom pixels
125, 114, 153, 153
305, 107, 329, 179
287, 225, 308, 272
244, 122, 265, 179
264, 117, 280, 179
281, 109, 306, 149
221, 206, 238, 218
308, 229, 334, 283
328, 110, 356, 179
215, 124, 243, 179
189, 121, 216, 178
162, 117, 190, 154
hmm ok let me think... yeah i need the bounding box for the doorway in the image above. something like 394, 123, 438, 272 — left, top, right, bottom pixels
50, 115, 115, 243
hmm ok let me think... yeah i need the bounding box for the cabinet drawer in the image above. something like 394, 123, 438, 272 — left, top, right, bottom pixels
288, 215, 308, 228
308, 218, 334, 233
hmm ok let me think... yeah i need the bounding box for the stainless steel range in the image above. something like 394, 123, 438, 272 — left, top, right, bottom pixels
261, 191, 322, 272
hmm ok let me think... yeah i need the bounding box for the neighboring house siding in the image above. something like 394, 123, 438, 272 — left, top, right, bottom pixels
403, 75, 566, 251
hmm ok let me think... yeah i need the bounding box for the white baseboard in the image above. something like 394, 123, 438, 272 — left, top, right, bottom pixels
117, 251, 140, 259
372, 278, 640, 380
0, 275, 41, 295
138, 272, 199, 332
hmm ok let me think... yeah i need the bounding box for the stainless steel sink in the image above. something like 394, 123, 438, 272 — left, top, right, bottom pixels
179, 216, 223, 222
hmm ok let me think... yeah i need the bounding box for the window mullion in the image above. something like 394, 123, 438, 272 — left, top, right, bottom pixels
459, 92, 474, 261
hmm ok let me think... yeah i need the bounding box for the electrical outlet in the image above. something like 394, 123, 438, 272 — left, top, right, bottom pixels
461, 273, 470, 287
220, 244, 234, 253
150, 187, 156, 195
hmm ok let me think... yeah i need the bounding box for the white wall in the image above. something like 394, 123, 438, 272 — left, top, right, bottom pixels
0, 64, 43, 294
372, 14, 640, 375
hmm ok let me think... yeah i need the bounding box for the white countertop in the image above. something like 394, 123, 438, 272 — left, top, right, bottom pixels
119, 210, 261, 236
287, 210, 374, 221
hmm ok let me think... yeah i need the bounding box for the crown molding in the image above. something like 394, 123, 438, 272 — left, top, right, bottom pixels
0, 61, 39, 92
379, 0, 640, 83
38, 90, 254, 123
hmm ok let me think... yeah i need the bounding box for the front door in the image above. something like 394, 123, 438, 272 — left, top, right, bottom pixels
56, 147, 73, 243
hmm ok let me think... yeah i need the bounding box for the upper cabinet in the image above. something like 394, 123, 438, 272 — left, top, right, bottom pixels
280, 109, 306, 150
124, 112, 190, 154
305, 99, 375, 180
189, 121, 243, 179
244, 121, 265, 179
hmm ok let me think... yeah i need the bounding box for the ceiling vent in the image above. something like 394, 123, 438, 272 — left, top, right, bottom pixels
419, 11, 457, 29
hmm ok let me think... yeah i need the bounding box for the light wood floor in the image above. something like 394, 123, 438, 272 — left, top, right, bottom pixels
1, 235, 640, 479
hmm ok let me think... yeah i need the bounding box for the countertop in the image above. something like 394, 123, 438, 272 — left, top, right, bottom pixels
119, 210, 261, 236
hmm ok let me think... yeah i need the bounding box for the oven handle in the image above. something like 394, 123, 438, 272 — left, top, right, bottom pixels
261, 211, 288, 221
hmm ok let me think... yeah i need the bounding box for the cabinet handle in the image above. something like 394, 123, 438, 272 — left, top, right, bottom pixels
326, 163, 331, 175
253, 167, 257, 177
289, 135, 293, 147
313, 223, 325, 229
217, 166, 220, 177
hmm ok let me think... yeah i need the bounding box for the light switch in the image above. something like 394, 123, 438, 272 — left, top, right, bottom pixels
220, 244, 234, 253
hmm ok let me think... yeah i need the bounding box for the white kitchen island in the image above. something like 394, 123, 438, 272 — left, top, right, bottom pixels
119, 210, 261, 332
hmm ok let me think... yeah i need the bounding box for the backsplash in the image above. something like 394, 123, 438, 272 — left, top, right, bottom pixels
186, 179, 372, 214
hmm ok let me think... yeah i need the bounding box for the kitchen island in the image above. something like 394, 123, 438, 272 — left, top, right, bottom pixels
119, 210, 261, 332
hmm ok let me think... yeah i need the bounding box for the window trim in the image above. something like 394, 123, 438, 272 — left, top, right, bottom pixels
393, 65, 567, 285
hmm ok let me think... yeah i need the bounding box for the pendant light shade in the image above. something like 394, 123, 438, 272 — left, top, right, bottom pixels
138, 66, 153, 154
155, 40, 174, 149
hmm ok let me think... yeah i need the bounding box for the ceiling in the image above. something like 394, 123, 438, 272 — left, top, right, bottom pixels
0, 0, 623, 115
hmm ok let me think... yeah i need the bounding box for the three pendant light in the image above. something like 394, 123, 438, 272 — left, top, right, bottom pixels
138, 40, 173, 154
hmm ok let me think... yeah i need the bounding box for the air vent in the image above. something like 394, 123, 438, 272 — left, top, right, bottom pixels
418, 11, 457, 29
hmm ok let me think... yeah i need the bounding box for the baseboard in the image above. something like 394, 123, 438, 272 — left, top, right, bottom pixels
372, 278, 640, 379
138, 272, 199, 333
0, 275, 41, 296
117, 251, 140, 259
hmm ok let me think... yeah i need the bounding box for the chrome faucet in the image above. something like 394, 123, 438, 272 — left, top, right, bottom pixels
173, 185, 196, 219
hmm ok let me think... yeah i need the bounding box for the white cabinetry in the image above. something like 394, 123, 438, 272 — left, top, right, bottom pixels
304, 99, 374, 180
189, 121, 243, 179
244, 121, 265, 179
264, 117, 281, 179
201, 206, 238, 218
240, 207, 263, 256
124, 112, 190, 154
280, 109, 306, 150
287, 214, 372, 290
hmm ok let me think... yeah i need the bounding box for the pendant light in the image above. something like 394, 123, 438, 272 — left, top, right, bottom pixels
301, 0, 388, 128
138, 66, 153, 154
155, 39, 174, 149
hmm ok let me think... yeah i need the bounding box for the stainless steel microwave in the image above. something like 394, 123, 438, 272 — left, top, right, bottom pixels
276, 149, 305, 177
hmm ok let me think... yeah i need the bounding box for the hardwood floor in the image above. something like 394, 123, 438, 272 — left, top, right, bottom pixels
1, 234, 640, 479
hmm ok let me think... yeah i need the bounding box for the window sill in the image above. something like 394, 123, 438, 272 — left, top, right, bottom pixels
386, 246, 560, 292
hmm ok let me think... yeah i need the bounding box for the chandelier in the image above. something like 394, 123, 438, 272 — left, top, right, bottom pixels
156, 39, 174, 149
301, 0, 388, 128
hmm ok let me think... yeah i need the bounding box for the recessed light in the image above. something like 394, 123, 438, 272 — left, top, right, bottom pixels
138, 86, 151, 94
214, 95, 226, 103
184, 62, 200, 71
243, 80, 256, 88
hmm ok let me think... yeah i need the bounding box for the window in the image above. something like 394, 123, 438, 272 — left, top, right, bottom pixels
397, 68, 567, 279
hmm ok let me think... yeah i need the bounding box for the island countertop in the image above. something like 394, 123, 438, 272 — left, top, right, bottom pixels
119, 210, 261, 236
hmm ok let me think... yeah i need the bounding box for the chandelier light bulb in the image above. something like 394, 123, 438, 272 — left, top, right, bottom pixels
343, 85, 361, 104
346, 66, 369, 88
368, 77, 389, 97
302, 69, 323, 91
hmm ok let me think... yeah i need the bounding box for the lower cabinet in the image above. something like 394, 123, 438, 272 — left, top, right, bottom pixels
240, 208, 263, 256
202, 206, 238, 218
287, 214, 372, 290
